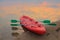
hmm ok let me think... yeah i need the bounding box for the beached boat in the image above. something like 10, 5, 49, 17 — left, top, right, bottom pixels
20, 16, 46, 35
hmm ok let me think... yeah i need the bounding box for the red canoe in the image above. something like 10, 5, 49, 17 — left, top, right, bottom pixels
20, 16, 46, 35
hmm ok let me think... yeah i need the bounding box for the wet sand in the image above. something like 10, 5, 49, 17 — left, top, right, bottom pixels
0, 21, 60, 40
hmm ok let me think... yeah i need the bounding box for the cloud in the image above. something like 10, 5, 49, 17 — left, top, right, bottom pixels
0, 1, 60, 22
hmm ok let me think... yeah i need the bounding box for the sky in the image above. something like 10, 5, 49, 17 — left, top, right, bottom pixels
0, 0, 60, 6
0, 0, 60, 22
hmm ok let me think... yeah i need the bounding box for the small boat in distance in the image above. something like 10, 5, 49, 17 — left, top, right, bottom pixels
20, 16, 46, 35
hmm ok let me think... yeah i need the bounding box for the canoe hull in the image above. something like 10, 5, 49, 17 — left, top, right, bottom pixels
20, 16, 46, 35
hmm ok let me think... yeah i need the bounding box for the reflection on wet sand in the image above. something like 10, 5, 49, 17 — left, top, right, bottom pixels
11, 32, 19, 37
12, 27, 18, 30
